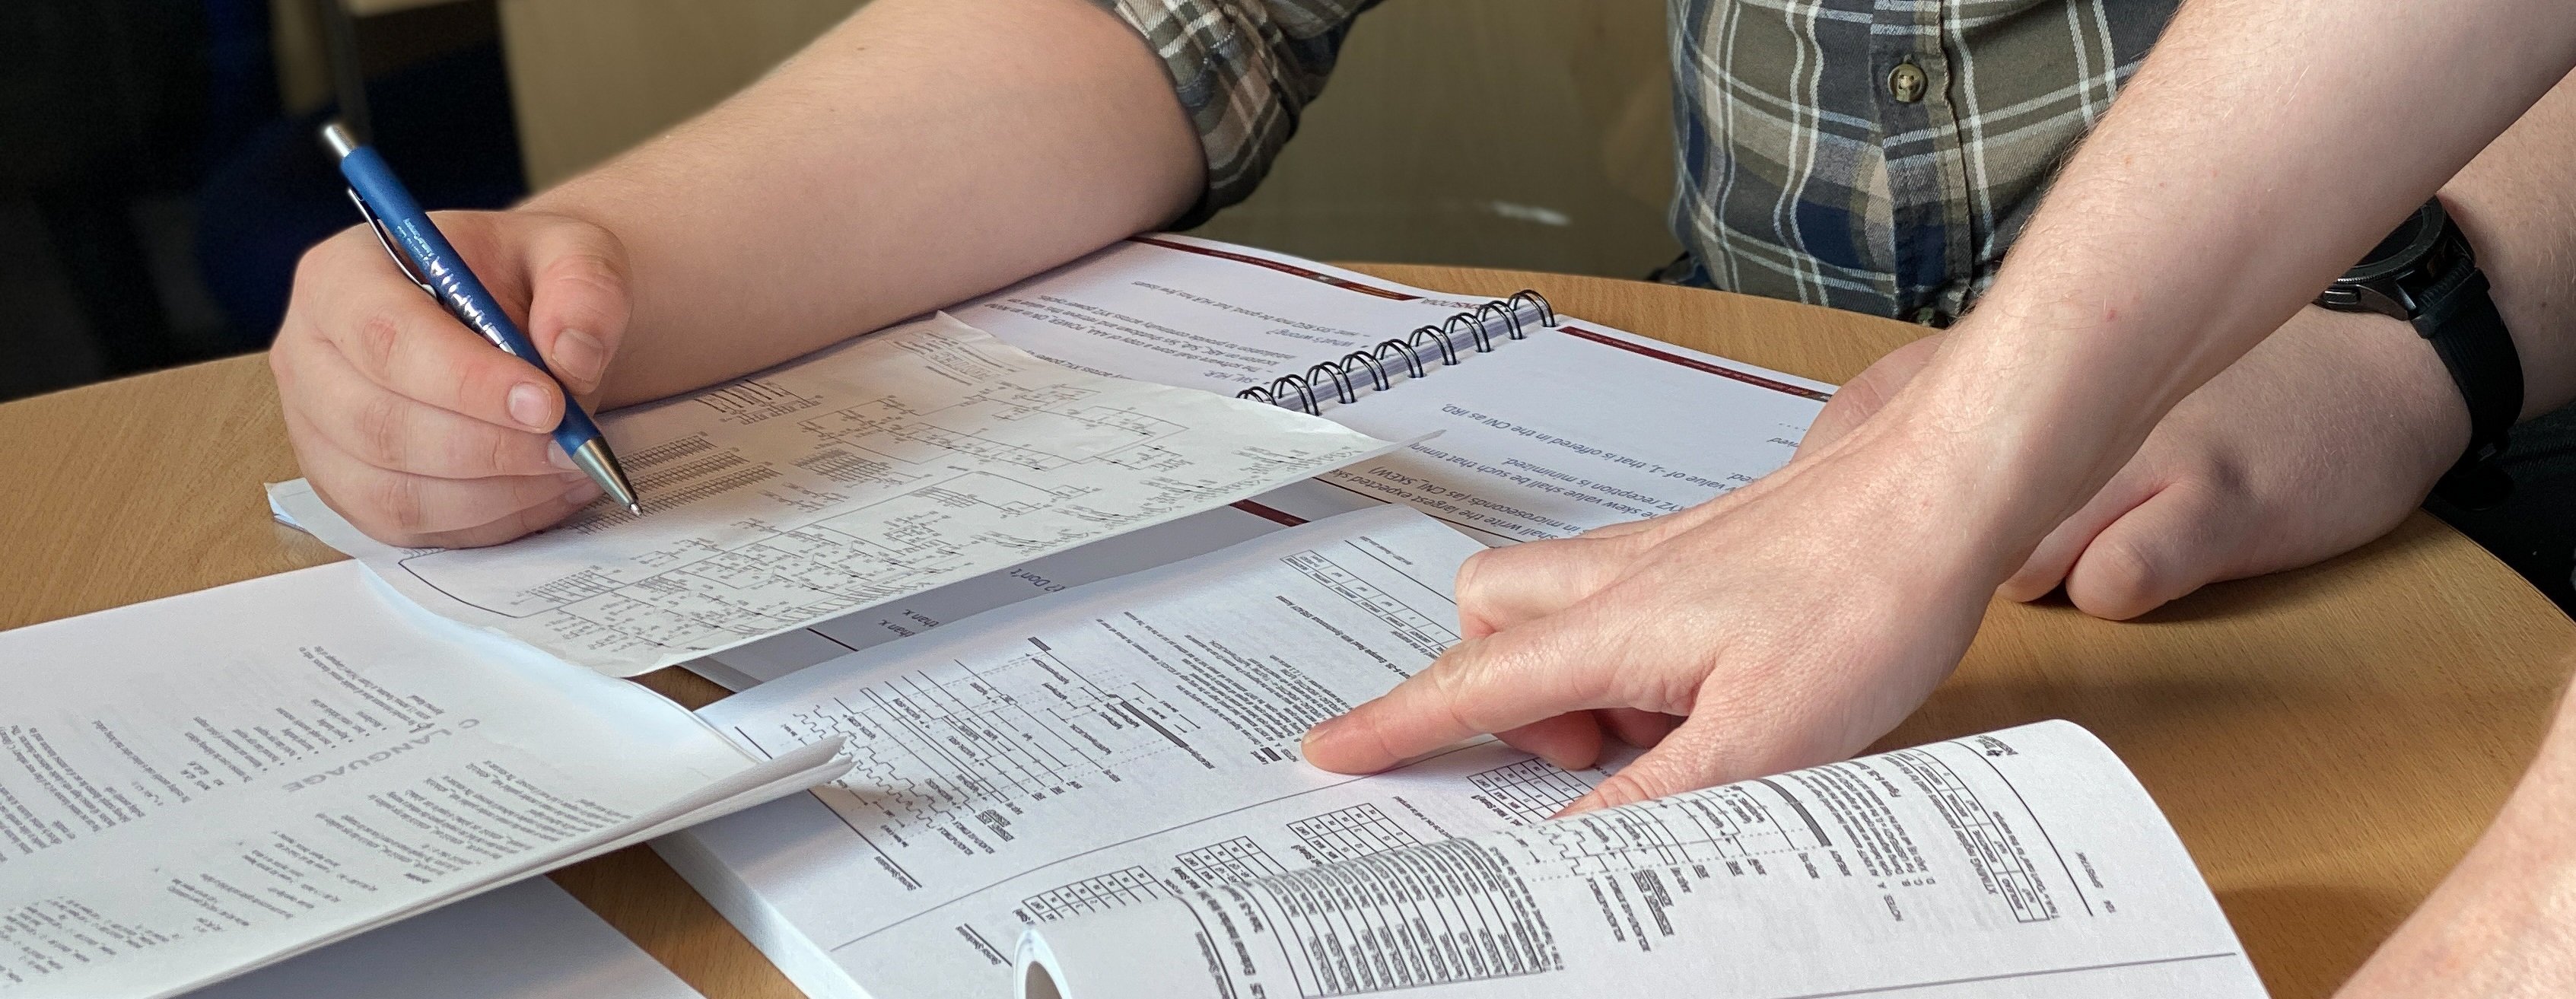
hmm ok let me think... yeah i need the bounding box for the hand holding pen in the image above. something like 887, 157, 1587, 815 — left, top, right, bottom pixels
266, 123, 644, 548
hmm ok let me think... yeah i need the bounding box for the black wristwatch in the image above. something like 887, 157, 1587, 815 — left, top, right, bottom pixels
2315, 199, 2522, 509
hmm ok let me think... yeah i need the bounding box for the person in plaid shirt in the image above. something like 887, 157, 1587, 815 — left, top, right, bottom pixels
1108, 0, 2174, 325
264, 1, 2576, 986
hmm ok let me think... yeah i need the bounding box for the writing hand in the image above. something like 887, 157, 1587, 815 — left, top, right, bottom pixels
272, 209, 633, 548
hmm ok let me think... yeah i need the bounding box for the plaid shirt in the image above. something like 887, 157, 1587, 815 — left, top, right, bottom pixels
1093, 0, 2177, 323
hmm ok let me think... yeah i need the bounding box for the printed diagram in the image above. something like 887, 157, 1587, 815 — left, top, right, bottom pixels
1515, 780, 1833, 880
1467, 759, 1598, 826
1882, 749, 2062, 922
374, 317, 1389, 673
692, 377, 822, 425
1018, 866, 1167, 924
781, 638, 1210, 842
797, 383, 1188, 475
1175, 837, 1290, 886
1286, 803, 1421, 863
1281, 549, 1458, 658
1249, 839, 1562, 998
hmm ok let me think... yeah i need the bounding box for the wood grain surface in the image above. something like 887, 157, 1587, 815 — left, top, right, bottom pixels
2, 264, 2567, 998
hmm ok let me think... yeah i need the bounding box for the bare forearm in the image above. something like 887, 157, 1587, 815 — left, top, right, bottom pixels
2444, 68, 2576, 420
530, 0, 1201, 407
1892, 0, 2576, 550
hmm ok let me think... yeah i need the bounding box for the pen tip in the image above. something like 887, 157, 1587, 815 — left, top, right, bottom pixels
627, 503, 644, 516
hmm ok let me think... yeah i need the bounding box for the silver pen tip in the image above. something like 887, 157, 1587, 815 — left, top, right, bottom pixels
627, 503, 644, 516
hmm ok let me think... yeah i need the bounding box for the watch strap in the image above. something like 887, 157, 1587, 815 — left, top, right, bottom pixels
2415, 269, 2521, 508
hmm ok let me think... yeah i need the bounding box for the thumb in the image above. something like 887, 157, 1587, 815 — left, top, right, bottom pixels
518, 215, 633, 403
2061, 478, 2249, 620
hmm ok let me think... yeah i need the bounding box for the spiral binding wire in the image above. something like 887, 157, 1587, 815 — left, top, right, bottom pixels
1237, 290, 1557, 415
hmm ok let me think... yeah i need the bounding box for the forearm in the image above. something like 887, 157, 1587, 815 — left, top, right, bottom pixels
1885, 0, 2576, 555
2443, 68, 2576, 421
530, 0, 1202, 407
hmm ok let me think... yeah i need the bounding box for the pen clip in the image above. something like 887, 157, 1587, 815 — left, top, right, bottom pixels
345, 187, 437, 297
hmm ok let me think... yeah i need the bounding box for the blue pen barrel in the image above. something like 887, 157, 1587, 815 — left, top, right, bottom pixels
327, 126, 641, 511
335, 146, 578, 439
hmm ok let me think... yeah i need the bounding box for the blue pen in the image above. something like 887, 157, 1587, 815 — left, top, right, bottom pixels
320, 121, 642, 515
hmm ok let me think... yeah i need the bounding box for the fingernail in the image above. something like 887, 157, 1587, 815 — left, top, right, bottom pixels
562, 480, 603, 506
553, 329, 606, 387
507, 383, 555, 431
548, 446, 578, 471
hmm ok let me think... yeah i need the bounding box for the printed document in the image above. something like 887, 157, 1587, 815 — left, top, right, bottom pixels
183, 878, 701, 999
691, 237, 1834, 689
0, 562, 842, 998
1019, 721, 2266, 999
656, 508, 2263, 999
959, 237, 1832, 542
272, 312, 1396, 675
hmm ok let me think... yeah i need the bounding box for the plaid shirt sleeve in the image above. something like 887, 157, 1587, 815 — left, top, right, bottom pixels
1089, 0, 1379, 224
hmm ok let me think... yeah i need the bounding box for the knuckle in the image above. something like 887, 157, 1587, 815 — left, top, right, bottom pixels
354, 393, 409, 467
357, 472, 428, 537
351, 310, 407, 374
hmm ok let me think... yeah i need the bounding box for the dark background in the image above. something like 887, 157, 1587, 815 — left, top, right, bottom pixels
2, 0, 520, 401
3, 2, 2567, 612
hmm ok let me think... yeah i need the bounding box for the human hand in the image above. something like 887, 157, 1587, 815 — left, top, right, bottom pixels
1299, 401, 2024, 813
270, 209, 633, 547
1807, 305, 2467, 619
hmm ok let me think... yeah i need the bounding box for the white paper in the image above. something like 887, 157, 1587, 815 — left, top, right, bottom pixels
183, 878, 701, 999
657, 507, 1573, 999
689, 498, 1312, 688
690, 237, 1833, 692
270, 311, 1397, 676
960, 236, 1834, 542
0, 562, 843, 998
1020, 721, 2268, 999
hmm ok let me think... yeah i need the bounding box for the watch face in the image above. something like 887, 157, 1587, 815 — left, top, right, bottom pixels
2344, 201, 2450, 283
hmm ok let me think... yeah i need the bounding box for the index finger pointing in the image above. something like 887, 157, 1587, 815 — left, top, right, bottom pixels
1300, 623, 1613, 774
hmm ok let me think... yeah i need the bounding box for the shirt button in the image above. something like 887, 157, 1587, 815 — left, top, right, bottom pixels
1889, 62, 1928, 103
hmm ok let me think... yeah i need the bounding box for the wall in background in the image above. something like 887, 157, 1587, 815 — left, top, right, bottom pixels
491, 0, 1677, 278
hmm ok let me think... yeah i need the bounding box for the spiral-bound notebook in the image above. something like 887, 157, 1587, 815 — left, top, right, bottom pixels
692, 234, 1836, 687
965, 234, 1834, 535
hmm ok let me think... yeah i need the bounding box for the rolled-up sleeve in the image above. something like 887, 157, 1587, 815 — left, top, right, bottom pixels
1090, 0, 1378, 224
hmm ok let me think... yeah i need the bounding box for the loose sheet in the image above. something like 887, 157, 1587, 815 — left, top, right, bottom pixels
689, 237, 1835, 690
272, 312, 1397, 676
0, 562, 842, 998
183, 878, 701, 999
1019, 721, 2267, 999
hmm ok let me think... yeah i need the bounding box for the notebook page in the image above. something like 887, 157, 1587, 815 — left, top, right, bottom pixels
270, 312, 1395, 676
1020, 721, 2268, 999
1315, 320, 1829, 542
0, 562, 809, 998
960, 235, 1502, 395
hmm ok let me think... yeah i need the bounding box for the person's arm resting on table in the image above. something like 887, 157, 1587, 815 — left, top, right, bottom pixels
1808, 66, 2576, 620
267, 0, 1216, 547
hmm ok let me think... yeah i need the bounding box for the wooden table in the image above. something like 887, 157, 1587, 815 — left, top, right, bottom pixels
3, 265, 2570, 998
